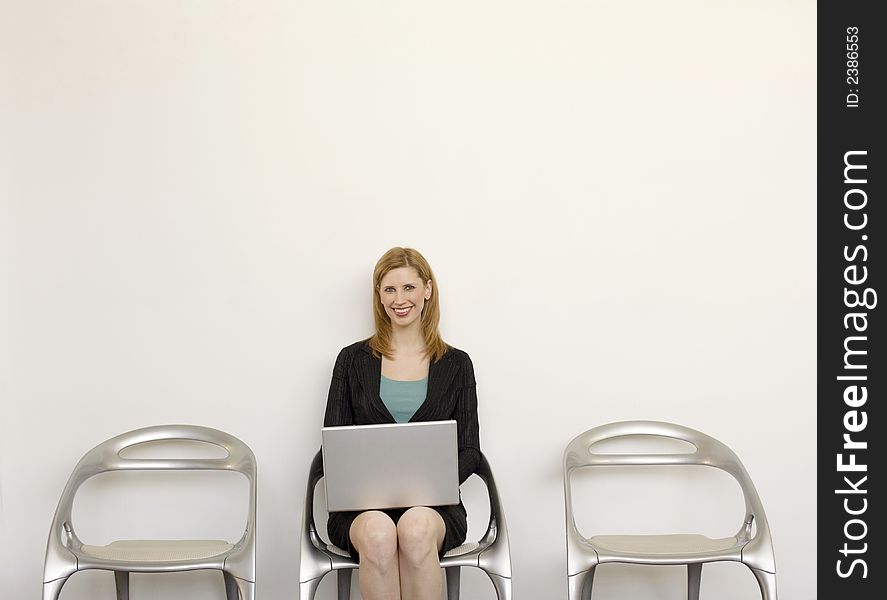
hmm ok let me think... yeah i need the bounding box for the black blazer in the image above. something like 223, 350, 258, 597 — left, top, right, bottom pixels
323, 339, 481, 483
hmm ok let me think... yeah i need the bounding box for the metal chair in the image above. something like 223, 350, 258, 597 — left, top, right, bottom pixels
564, 420, 776, 600
299, 449, 512, 599
42, 424, 257, 600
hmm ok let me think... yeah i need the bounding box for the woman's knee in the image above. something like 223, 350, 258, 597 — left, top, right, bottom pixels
350, 512, 398, 568
396, 507, 444, 566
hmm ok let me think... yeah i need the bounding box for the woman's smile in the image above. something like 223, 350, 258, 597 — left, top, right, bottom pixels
393, 306, 413, 318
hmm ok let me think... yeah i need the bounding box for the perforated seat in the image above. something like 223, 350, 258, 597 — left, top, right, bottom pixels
588, 534, 741, 558
80, 540, 234, 562
324, 541, 480, 559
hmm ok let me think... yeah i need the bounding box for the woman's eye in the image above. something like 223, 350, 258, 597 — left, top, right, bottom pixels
405, 285, 414, 290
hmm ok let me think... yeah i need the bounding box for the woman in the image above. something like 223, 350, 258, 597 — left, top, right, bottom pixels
324, 247, 481, 600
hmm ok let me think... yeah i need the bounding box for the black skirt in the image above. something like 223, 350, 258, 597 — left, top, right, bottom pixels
326, 501, 468, 561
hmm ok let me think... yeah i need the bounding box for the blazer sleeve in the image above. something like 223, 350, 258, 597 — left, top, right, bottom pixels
323, 347, 354, 428
455, 353, 481, 484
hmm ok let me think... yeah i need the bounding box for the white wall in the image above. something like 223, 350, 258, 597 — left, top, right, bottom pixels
1, 1, 815, 599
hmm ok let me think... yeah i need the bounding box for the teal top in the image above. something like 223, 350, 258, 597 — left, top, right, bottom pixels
380, 374, 428, 423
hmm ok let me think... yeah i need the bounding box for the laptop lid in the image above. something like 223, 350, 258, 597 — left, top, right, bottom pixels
321, 420, 460, 512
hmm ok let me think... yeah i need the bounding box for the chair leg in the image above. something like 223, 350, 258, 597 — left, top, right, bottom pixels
300, 577, 322, 600
750, 568, 777, 600
114, 571, 129, 600
446, 566, 461, 600
43, 577, 70, 600
223, 572, 255, 600
488, 573, 512, 600
567, 567, 595, 600
337, 568, 353, 600
687, 564, 702, 600
237, 579, 255, 600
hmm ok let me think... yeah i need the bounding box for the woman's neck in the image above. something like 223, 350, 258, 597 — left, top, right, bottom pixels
390, 324, 425, 354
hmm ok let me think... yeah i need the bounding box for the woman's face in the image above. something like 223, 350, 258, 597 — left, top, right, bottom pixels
378, 267, 432, 330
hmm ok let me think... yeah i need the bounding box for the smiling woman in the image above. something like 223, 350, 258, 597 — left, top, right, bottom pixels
322, 247, 481, 600
378, 267, 432, 348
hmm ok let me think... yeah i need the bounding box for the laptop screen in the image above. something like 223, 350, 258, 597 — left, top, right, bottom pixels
321, 420, 459, 512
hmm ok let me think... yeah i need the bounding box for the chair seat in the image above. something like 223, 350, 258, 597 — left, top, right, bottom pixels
325, 541, 482, 559
326, 544, 350, 557
80, 539, 234, 562
444, 542, 481, 557
587, 533, 738, 558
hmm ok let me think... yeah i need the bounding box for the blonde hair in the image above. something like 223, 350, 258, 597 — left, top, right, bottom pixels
369, 247, 449, 362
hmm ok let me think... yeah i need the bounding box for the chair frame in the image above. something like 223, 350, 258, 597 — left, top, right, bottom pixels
42, 424, 257, 600
299, 449, 512, 599
563, 420, 776, 600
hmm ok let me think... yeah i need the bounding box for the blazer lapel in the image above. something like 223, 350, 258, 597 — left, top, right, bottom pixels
410, 351, 458, 422
356, 344, 396, 422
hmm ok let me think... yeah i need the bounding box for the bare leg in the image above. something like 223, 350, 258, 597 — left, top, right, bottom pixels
350, 511, 400, 600
397, 507, 446, 600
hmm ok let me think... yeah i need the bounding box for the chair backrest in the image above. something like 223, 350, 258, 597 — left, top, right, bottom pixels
47, 425, 257, 552
563, 421, 773, 568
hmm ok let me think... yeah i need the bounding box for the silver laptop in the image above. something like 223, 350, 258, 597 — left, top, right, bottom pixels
321, 420, 460, 512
